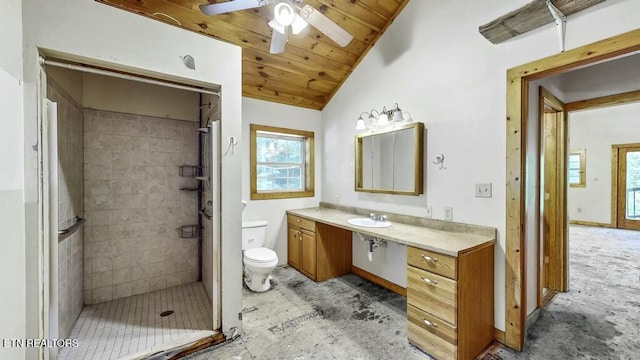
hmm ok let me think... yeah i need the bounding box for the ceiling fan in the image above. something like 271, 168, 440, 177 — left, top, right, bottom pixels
199, 0, 354, 54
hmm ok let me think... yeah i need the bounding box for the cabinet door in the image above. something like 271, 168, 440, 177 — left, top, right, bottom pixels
287, 226, 301, 270
300, 229, 317, 279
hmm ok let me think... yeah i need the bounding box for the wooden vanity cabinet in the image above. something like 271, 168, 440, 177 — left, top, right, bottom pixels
287, 214, 352, 282
407, 244, 494, 360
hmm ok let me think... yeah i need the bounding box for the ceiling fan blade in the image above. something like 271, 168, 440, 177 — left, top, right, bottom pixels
270, 26, 288, 54
299, 5, 353, 47
200, 0, 268, 16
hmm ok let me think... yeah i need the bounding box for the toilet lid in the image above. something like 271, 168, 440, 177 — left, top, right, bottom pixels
245, 248, 277, 263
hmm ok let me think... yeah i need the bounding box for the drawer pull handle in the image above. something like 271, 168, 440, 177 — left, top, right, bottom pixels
422, 255, 438, 263
420, 317, 438, 328
420, 276, 438, 285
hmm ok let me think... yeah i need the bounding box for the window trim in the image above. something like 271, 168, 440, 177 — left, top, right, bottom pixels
250, 124, 315, 200
569, 149, 586, 188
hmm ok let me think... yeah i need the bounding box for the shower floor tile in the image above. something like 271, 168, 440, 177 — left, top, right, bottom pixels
60, 282, 215, 360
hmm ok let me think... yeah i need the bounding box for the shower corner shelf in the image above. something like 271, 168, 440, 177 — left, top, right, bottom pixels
179, 224, 202, 239
180, 187, 201, 192
178, 165, 203, 178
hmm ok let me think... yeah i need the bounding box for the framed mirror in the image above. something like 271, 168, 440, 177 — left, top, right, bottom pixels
355, 122, 424, 195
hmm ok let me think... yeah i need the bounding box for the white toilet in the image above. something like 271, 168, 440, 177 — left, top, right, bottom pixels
242, 220, 278, 292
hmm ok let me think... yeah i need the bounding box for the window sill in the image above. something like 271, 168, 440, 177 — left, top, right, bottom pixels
250, 191, 315, 200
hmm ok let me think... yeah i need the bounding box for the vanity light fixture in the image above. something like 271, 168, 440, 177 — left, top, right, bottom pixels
355, 112, 368, 130
377, 106, 389, 126
367, 109, 381, 128
355, 103, 409, 130
391, 103, 404, 122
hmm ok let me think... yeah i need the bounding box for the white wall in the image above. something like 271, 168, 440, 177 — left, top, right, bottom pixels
22, 0, 243, 343
0, 0, 23, 80
83, 73, 200, 122
0, 0, 26, 359
321, 0, 640, 332
568, 102, 640, 223
241, 98, 322, 265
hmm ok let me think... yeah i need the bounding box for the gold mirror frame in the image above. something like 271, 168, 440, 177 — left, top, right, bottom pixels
354, 122, 424, 195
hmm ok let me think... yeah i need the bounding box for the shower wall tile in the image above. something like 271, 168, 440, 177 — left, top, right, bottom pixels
84, 109, 199, 304
48, 77, 84, 339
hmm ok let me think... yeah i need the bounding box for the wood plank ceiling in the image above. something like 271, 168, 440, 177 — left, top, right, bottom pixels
96, 0, 410, 110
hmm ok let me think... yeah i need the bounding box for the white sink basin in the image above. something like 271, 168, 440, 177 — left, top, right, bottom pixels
347, 218, 392, 228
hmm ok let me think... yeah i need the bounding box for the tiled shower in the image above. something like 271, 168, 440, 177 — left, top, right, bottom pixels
82, 109, 200, 304
48, 66, 218, 359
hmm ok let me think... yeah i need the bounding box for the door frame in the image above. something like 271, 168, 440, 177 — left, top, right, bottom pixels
37, 53, 224, 356
534, 90, 640, 313
614, 144, 640, 230
537, 87, 567, 309
505, 28, 640, 350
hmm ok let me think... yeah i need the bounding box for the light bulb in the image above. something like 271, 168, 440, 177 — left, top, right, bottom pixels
355, 118, 366, 130
367, 113, 378, 128
391, 103, 404, 122
392, 109, 404, 122
274, 2, 295, 26
377, 111, 389, 126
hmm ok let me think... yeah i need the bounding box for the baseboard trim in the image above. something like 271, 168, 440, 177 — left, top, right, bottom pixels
526, 308, 542, 331
351, 266, 407, 297
569, 220, 613, 228
494, 328, 506, 344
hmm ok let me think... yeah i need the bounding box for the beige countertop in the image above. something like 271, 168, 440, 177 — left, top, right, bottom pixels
286, 207, 495, 257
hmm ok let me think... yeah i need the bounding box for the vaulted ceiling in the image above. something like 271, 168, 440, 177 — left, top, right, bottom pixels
96, 0, 410, 110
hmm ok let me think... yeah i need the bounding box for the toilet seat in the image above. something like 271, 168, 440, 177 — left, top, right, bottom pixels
244, 247, 277, 263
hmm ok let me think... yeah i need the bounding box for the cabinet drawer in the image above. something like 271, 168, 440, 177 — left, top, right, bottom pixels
287, 214, 316, 232
408, 304, 457, 360
408, 246, 457, 280
407, 266, 458, 325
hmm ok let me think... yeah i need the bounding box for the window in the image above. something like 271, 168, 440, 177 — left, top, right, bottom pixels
569, 150, 586, 187
250, 124, 314, 200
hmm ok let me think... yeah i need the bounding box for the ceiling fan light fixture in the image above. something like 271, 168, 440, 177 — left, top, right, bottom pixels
299, 5, 353, 47
291, 14, 308, 35
274, 2, 295, 26
268, 19, 287, 35
270, 25, 288, 54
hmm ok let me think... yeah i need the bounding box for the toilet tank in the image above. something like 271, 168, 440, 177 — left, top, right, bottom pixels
242, 220, 268, 250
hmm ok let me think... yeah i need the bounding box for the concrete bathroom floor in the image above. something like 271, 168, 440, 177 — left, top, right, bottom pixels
187, 266, 429, 360
187, 225, 639, 360
496, 225, 640, 360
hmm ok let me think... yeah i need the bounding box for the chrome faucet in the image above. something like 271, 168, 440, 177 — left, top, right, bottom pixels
369, 213, 388, 222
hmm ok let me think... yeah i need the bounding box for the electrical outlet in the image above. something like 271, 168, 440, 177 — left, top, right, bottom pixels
475, 183, 492, 198
425, 206, 432, 218
444, 207, 453, 221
